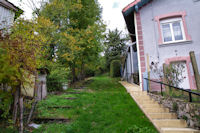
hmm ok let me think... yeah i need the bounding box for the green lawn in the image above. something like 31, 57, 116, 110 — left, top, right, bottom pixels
33, 75, 157, 133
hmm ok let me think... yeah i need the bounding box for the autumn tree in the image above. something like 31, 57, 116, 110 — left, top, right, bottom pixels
39, 0, 105, 83
0, 17, 56, 132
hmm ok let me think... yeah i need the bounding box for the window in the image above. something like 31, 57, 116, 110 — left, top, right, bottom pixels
155, 11, 191, 44
160, 18, 185, 43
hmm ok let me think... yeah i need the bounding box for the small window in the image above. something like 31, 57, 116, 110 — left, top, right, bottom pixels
160, 18, 185, 43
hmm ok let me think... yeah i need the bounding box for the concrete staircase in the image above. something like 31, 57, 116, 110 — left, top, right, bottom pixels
119, 81, 200, 133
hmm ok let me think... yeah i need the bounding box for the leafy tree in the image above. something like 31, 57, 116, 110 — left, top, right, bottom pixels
104, 28, 128, 71
39, 0, 105, 82
0, 17, 56, 132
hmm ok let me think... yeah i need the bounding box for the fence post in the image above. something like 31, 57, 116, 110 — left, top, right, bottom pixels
143, 72, 148, 92
190, 51, 200, 90
161, 83, 163, 96
189, 92, 192, 102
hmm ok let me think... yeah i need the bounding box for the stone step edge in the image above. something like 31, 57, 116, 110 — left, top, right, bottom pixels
149, 112, 177, 119
161, 127, 200, 132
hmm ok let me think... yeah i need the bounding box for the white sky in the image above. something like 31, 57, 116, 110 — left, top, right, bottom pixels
8, 0, 134, 33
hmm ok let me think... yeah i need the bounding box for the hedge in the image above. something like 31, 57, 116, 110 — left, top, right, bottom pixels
110, 60, 121, 77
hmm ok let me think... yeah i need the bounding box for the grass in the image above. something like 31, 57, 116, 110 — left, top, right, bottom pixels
32, 74, 157, 133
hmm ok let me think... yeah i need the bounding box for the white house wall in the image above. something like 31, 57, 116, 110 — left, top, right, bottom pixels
0, 5, 15, 30
139, 0, 200, 90
140, 0, 200, 68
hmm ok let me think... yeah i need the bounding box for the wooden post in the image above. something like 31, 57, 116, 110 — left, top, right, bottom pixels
19, 96, 23, 133
12, 88, 19, 124
163, 64, 169, 94
190, 51, 200, 90
146, 54, 151, 92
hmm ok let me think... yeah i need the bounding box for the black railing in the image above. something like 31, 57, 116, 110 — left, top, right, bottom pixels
144, 78, 200, 103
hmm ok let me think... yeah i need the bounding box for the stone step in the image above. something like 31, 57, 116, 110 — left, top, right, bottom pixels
133, 96, 152, 101
137, 100, 156, 105
144, 107, 169, 113
133, 95, 151, 100
130, 93, 147, 97
137, 100, 156, 104
153, 119, 187, 128
149, 113, 177, 119
131, 91, 147, 95
142, 103, 162, 108
161, 128, 200, 133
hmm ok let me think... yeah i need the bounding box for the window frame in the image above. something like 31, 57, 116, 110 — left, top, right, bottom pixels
160, 17, 186, 44
155, 11, 191, 45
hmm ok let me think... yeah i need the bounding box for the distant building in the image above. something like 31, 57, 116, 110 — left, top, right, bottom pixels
122, 0, 200, 91
0, 0, 20, 31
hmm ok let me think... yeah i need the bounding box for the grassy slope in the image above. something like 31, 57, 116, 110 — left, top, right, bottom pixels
33, 75, 157, 133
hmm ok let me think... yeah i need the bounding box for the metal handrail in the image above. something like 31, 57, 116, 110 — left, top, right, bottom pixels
144, 78, 200, 102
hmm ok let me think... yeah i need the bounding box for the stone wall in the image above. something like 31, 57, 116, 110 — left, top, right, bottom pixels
148, 93, 200, 130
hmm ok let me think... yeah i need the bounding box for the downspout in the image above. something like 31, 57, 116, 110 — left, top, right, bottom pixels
129, 48, 133, 83
129, 48, 133, 74
126, 58, 128, 81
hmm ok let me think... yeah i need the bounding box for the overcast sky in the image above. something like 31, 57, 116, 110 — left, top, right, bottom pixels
8, 0, 134, 33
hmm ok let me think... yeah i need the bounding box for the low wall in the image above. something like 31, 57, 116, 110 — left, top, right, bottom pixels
148, 93, 200, 130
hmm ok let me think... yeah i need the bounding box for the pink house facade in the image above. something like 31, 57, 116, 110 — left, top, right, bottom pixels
122, 0, 200, 91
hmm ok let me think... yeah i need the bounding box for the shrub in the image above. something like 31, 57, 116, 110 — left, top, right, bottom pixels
85, 68, 95, 77
47, 62, 70, 92
172, 102, 178, 111
110, 60, 121, 77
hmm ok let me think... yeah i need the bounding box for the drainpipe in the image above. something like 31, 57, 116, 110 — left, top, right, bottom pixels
126, 58, 128, 81
130, 43, 136, 83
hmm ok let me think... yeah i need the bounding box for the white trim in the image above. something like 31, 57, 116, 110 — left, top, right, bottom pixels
160, 18, 186, 44
159, 40, 192, 46
134, 12, 142, 90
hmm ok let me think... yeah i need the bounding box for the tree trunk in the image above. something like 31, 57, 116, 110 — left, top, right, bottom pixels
27, 73, 38, 124
72, 62, 76, 83
19, 96, 23, 133
26, 99, 37, 125
12, 88, 19, 124
80, 61, 85, 80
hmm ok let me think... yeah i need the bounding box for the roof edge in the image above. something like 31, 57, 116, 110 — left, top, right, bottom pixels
0, 0, 19, 12
122, 0, 153, 14
122, 0, 141, 13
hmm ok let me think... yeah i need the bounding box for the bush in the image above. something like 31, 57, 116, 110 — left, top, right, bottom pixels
110, 60, 121, 77
47, 62, 70, 92
85, 68, 95, 77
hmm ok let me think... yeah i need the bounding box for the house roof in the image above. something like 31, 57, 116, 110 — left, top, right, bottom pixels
122, 0, 153, 16
0, 0, 18, 12
122, 0, 153, 41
